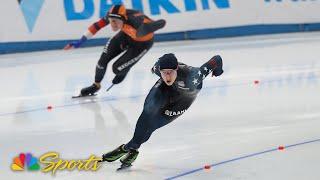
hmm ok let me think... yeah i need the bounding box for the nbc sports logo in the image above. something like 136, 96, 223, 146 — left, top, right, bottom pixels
11, 153, 40, 171
10, 152, 101, 175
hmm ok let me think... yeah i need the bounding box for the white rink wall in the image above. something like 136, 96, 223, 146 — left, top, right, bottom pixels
1, 0, 320, 53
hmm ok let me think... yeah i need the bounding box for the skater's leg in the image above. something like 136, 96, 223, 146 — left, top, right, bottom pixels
125, 81, 170, 150
101, 113, 160, 163
124, 111, 157, 150
125, 116, 171, 149
95, 32, 128, 83
100, 81, 164, 162
80, 32, 128, 96
119, 109, 173, 165
111, 40, 153, 84
125, 90, 197, 150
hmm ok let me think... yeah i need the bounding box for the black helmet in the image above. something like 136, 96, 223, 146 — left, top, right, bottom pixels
159, 53, 178, 70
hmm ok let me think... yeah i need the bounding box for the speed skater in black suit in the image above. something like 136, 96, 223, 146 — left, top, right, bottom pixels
99, 53, 224, 169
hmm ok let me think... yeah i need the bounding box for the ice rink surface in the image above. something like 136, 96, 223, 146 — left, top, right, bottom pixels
1, 32, 320, 180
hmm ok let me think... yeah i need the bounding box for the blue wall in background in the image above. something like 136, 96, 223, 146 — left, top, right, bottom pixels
1, 23, 320, 54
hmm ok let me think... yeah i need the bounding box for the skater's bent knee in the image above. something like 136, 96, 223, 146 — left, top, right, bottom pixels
112, 64, 121, 74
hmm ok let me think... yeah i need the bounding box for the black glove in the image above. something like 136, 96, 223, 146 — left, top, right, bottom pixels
211, 55, 223, 77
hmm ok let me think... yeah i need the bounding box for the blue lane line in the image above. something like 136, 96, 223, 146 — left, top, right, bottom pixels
0, 94, 146, 117
0, 81, 251, 117
0, 74, 318, 117
165, 138, 320, 180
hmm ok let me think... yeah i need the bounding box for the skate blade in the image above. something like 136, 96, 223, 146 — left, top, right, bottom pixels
106, 84, 114, 92
71, 94, 97, 99
116, 164, 132, 171
97, 158, 112, 163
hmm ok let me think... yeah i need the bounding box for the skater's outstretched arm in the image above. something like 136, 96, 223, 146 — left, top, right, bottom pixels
86, 18, 110, 37
64, 18, 110, 50
188, 55, 224, 87
123, 10, 166, 38
136, 19, 166, 37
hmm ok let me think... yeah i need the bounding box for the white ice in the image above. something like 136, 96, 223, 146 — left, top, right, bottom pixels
1, 32, 320, 180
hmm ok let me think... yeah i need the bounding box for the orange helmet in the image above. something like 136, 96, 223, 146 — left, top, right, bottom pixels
108, 4, 127, 21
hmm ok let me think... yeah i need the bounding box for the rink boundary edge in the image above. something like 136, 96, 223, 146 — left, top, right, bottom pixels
1, 22, 320, 54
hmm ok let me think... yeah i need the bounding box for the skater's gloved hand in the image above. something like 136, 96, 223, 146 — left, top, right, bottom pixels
63, 36, 87, 50
212, 68, 223, 77
210, 55, 223, 77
